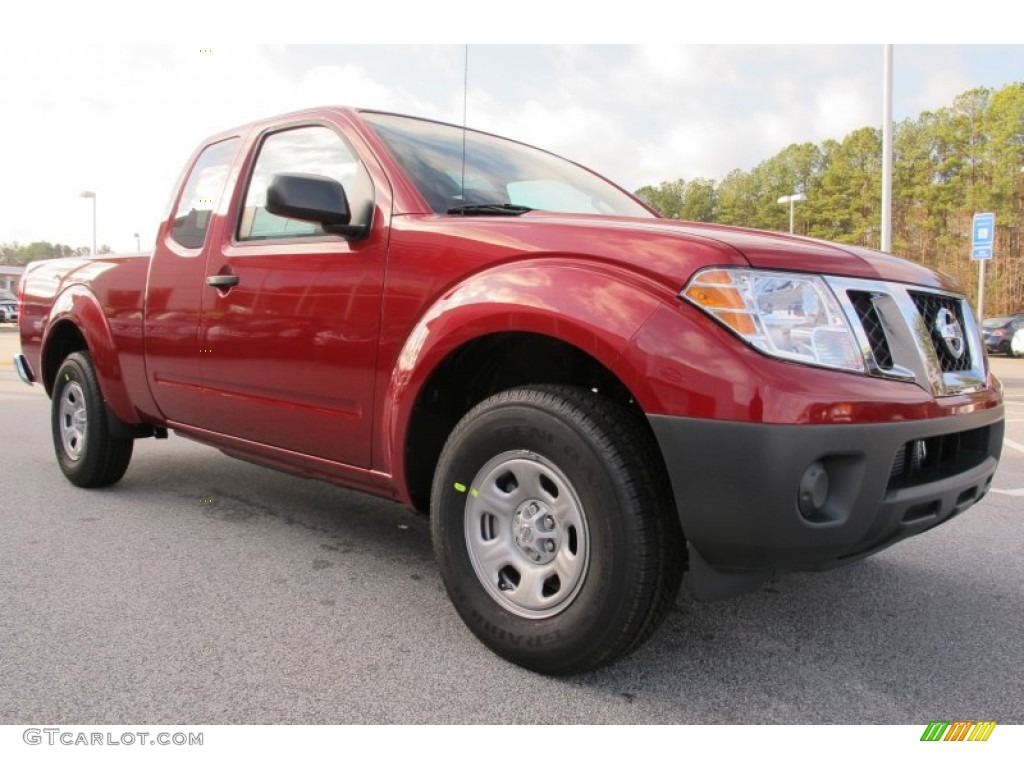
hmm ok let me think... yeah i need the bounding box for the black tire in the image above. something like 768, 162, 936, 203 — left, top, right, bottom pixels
430, 385, 684, 675
51, 351, 134, 488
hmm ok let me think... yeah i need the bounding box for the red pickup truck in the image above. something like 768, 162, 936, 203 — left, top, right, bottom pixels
15, 107, 1005, 674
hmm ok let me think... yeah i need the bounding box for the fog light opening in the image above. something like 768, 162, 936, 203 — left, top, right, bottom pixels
798, 461, 830, 520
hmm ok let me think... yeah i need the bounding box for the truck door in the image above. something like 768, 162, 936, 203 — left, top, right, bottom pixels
145, 136, 242, 425
198, 122, 387, 469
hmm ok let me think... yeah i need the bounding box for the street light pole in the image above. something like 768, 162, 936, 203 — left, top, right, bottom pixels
134, 232, 141, 256
80, 191, 97, 255
777, 193, 807, 234
881, 44, 894, 252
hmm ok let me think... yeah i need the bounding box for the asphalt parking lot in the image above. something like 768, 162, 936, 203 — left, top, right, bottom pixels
0, 325, 1021, 724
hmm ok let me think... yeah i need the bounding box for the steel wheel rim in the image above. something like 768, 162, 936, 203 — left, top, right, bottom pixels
463, 450, 590, 619
59, 381, 88, 461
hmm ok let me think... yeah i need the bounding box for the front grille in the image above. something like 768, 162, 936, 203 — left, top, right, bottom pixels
910, 291, 973, 372
849, 291, 893, 368
828, 276, 986, 396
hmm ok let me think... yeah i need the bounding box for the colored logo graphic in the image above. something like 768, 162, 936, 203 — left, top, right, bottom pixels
920, 721, 997, 742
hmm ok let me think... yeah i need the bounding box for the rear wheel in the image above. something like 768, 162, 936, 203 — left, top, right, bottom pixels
51, 351, 134, 488
431, 385, 683, 675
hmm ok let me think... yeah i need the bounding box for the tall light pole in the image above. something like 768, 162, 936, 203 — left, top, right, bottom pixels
80, 191, 97, 255
881, 44, 894, 252
134, 232, 141, 256
777, 193, 806, 234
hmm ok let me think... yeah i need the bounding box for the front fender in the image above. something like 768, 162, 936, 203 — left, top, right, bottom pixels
44, 285, 137, 425
380, 261, 663, 496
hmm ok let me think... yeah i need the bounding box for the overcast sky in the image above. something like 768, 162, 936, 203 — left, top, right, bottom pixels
2, 11, 1021, 253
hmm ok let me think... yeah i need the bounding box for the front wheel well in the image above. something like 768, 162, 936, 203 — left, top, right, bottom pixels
403, 332, 654, 513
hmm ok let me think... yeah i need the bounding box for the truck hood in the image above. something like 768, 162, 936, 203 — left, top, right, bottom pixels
665, 219, 958, 290
452, 213, 960, 295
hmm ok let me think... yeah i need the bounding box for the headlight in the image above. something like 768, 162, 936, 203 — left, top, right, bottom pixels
681, 268, 864, 373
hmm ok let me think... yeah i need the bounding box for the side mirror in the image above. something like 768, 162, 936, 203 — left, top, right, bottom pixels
265, 173, 367, 239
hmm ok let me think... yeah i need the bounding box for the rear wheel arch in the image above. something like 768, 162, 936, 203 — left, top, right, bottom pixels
41, 320, 89, 396
40, 289, 138, 424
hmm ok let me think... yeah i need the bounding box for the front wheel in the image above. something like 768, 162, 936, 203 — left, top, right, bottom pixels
51, 351, 134, 488
431, 386, 683, 675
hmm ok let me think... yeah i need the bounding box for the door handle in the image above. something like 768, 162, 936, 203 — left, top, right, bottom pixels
206, 274, 239, 288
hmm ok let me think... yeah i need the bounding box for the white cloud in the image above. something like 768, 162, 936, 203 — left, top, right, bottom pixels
466, 94, 626, 179
0, 47, 450, 251
813, 80, 876, 139
636, 121, 720, 185
635, 45, 702, 85
918, 72, 977, 114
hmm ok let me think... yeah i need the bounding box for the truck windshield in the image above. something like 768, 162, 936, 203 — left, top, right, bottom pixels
361, 112, 655, 219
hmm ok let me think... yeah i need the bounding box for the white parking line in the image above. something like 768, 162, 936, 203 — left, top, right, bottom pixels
991, 488, 1024, 497
1005, 437, 1024, 453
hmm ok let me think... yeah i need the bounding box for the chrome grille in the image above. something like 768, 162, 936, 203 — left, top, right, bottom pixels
848, 291, 893, 369
909, 291, 974, 372
826, 277, 987, 397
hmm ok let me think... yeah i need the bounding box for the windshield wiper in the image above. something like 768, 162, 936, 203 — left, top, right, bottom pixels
446, 203, 534, 216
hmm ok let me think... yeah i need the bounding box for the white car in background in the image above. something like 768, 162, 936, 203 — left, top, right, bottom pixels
1012, 327, 1024, 358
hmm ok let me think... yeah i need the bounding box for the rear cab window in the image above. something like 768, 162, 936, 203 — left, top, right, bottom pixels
170, 138, 240, 249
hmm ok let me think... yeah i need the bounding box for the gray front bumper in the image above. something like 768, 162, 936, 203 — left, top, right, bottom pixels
649, 406, 1004, 597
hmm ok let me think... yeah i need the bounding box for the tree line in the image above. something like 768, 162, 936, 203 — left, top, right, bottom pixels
0, 241, 112, 265
635, 83, 1024, 317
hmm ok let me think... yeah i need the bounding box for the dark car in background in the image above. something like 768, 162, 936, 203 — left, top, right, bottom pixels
0, 289, 18, 323
983, 314, 1024, 357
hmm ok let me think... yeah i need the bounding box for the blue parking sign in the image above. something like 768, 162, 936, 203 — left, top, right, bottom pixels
972, 212, 994, 260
